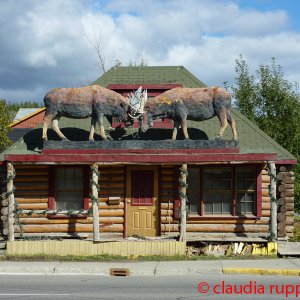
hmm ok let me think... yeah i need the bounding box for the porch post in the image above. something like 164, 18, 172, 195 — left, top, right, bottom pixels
179, 164, 187, 242
268, 161, 277, 241
91, 163, 100, 242
7, 162, 15, 242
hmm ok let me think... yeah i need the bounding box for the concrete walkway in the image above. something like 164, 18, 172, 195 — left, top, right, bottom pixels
0, 258, 299, 276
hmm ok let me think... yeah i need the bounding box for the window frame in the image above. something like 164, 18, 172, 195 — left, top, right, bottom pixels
48, 166, 90, 217
183, 164, 262, 219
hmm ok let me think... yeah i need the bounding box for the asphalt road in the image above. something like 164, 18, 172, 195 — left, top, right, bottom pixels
0, 274, 300, 300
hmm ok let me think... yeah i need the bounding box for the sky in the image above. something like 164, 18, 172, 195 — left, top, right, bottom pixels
1, 0, 300, 103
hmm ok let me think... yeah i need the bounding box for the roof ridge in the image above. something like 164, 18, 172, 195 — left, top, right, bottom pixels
232, 108, 295, 159
180, 67, 207, 87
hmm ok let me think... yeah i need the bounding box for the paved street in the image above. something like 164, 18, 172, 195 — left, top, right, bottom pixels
0, 274, 300, 300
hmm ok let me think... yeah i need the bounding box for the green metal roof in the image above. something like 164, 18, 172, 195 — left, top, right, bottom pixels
0, 66, 296, 162
93, 66, 206, 88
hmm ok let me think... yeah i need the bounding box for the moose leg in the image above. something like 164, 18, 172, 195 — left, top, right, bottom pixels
42, 114, 53, 141
89, 117, 97, 141
181, 117, 189, 139
172, 120, 180, 140
217, 109, 228, 138
96, 116, 108, 140
52, 116, 69, 140
227, 111, 238, 140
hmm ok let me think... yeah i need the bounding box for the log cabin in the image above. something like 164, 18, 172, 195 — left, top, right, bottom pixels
0, 66, 297, 248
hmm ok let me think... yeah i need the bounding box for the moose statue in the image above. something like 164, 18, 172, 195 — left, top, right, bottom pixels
42, 85, 134, 141
135, 86, 238, 140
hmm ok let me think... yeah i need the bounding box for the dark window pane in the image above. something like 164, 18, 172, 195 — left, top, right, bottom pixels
204, 179, 213, 189
55, 168, 83, 210
223, 180, 232, 190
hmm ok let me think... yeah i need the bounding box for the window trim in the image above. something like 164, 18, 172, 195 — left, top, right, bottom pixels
48, 166, 90, 217
174, 164, 263, 219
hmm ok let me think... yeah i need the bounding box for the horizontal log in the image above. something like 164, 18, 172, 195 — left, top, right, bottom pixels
278, 185, 286, 192
280, 197, 294, 204
261, 169, 268, 175
285, 217, 294, 226
277, 172, 294, 181
18, 209, 125, 218
262, 196, 270, 203
261, 182, 270, 189
14, 176, 49, 183
285, 203, 295, 211
16, 203, 48, 210
99, 175, 124, 182
262, 202, 271, 210
98, 169, 124, 175
19, 217, 124, 224
262, 210, 270, 217
184, 217, 270, 225
15, 223, 123, 233
160, 209, 173, 216
15, 171, 49, 176
283, 183, 294, 189
100, 183, 124, 189
100, 209, 124, 217
15, 165, 49, 170
161, 216, 173, 223
280, 191, 294, 198
160, 182, 174, 189
161, 224, 269, 233
262, 189, 270, 197
99, 189, 124, 196
161, 203, 174, 210
99, 202, 124, 209
2, 228, 8, 235
160, 175, 175, 182
285, 225, 294, 233
261, 175, 270, 183
14, 184, 49, 190
14, 190, 48, 196
16, 198, 49, 204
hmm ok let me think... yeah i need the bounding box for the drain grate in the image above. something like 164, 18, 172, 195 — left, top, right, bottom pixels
109, 268, 130, 276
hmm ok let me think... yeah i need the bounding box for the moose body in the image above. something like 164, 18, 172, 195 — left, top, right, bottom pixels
140, 87, 238, 140
42, 85, 130, 141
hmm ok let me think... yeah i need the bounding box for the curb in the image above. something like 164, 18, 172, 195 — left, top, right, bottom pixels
223, 268, 300, 277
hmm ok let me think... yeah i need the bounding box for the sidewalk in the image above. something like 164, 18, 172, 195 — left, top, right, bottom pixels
0, 258, 299, 276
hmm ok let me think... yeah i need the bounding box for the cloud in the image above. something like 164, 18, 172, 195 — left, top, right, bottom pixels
0, 0, 299, 103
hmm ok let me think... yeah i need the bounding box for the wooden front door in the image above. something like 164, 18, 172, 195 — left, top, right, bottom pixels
126, 166, 158, 237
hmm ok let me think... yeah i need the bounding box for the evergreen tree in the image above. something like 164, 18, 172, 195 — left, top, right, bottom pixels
0, 99, 12, 151
229, 55, 300, 212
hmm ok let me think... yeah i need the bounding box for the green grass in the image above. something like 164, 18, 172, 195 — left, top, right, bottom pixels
293, 218, 300, 241
0, 253, 278, 262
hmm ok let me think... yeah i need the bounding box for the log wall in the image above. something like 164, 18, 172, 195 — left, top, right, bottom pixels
277, 165, 295, 238
160, 165, 272, 238
10, 165, 125, 238
0, 166, 6, 238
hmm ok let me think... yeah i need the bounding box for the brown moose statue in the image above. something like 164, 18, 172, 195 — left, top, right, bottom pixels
138, 87, 238, 140
42, 85, 132, 141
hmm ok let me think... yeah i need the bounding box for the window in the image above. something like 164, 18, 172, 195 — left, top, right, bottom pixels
186, 166, 260, 217
49, 166, 89, 211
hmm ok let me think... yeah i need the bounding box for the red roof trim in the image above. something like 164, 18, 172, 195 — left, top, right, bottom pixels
5, 153, 277, 163
275, 160, 297, 165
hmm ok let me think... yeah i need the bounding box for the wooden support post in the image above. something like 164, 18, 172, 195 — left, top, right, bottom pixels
179, 164, 187, 242
7, 162, 15, 242
91, 164, 100, 242
269, 161, 277, 241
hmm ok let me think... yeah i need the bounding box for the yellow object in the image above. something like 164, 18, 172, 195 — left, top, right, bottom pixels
251, 242, 278, 255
